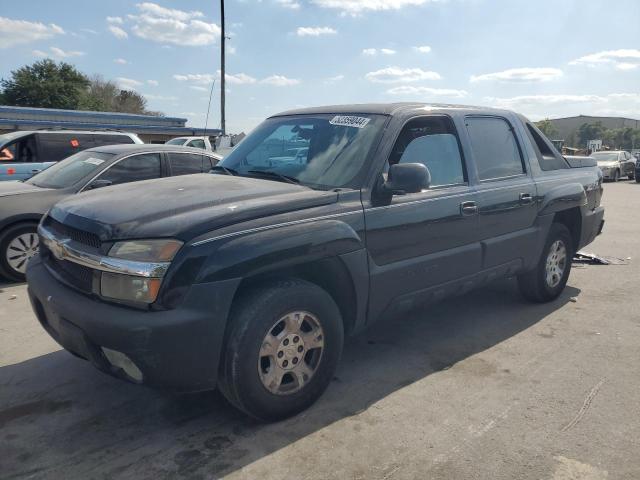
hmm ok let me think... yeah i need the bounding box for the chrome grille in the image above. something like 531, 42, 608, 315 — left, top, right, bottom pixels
43, 217, 101, 249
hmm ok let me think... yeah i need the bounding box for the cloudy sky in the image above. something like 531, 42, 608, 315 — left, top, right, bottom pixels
1, 0, 639, 133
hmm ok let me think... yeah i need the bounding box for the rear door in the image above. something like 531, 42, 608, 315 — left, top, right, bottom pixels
465, 115, 538, 270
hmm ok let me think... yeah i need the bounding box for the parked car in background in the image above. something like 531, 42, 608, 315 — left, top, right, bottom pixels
0, 145, 221, 281
27, 103, 604, 420
590, 150, 636, 181
165, 136, 215, 151
0, 130, 143, 181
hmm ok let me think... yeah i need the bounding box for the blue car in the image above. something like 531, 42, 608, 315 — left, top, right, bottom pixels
0, 130, 142, 181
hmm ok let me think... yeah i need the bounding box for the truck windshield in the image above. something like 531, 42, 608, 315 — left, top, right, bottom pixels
26, 151, 114, 189
218, 114, 387, 189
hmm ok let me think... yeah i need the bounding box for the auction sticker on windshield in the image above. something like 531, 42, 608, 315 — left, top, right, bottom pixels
83, 158, 106, 166
329, 116, 371, 128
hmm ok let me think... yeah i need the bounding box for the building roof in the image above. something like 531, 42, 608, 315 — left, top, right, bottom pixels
0, 105, 221, 136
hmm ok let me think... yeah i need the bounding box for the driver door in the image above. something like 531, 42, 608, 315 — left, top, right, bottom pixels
364, 116, 481, 319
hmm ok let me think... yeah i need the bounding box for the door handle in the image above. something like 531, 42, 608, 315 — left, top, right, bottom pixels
460, 201, 478, 216
31, 169, 41, 173
519, 193, 534, 204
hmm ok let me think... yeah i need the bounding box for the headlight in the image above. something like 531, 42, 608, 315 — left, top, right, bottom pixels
101, 273, 163, 303
109, 239, 183, 262
100, 239, 183, 304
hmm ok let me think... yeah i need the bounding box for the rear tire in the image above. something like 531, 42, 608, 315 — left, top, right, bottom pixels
518, 223, 573, 303
218, 278, 344, 421
0, 223, 39, 282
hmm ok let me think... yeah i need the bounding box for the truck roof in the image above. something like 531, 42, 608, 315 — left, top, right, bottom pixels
271, 102, 515, 119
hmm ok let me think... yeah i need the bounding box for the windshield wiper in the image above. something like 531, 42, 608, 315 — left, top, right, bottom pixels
210, 165, 239, 176
247, 170, 301, 185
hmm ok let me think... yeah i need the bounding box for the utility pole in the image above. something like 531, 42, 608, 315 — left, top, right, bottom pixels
220, 0, 226, 136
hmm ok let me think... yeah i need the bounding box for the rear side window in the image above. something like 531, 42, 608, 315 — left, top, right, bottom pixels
93, 134, 135, 146
36, 133, 89, 162
99, 153, 161, 185
388, 116, 466, 187
187, 139, 206, 149
167, 152, 205, 175
525, 123, 568, 171
465, 117, 524, 180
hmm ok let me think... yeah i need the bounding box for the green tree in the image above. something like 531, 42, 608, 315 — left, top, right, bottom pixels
535, 119, 557, 138
577, 122, 606, 148
1, 59, 89, 109
78, 75, 162, 116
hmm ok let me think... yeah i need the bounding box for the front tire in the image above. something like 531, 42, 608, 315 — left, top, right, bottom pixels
219, 279, 344, 421
0, 223, 39, 282
518, 223, 573, 303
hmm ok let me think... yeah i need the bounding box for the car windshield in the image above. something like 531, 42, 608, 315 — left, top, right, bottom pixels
26, 151, 115, 189
166, 138, 187, 145
218, 114, 386, 189
591, 152, 618, 162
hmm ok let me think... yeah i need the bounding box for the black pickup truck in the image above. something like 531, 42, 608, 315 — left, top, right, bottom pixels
27, 103, 604, 420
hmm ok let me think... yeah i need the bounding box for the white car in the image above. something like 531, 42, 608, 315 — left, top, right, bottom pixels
165, 136, 214, 151
590, 150, 636, 181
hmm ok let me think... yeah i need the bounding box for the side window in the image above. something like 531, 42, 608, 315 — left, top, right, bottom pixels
187, 139, 206, 149
99, 153, 161, 185
36, 133, 81, 162
525, 123, 568, 171
93, 134, 136, 146
388, 116, 466, 188
168, 152, 205, 175
466, 117, 524, 180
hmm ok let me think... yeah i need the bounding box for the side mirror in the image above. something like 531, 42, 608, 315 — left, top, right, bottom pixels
383, 163, 431, 195
86, 179, 113, 190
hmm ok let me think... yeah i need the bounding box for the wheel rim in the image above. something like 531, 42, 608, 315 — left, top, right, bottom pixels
6, 231, 39, 274
545, 240, 567, 288
258, 311, 325, 395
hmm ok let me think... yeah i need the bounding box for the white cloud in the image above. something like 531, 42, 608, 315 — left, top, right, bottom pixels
228, 45, 237, 55
0, 17, 64, 48
276, 0, 301, 9
190, 85, 209, 92
108, 25, 128, 39
261, 75, 301, 86
324, 74, 345, 84
136, 2, 204, 21
362, 48, 396, 56
470, 67, 563, 83
569, 49, 640, 71
114, 58, 128, 64
81, 28, 98, 35
311, 0, 433, 15
174, 72, 257, 86
106, 16, 123, 24
115, 77, 143, 90
386, 85, 468, 98
33, 46, 84, 58
143, 93, 178, 101
128, 2, 220, 46
366, 67, 441, 83
147, 79, 159, 86
484, 93, 640, 121
413, 45, 431, 53
296, 26, 337, 37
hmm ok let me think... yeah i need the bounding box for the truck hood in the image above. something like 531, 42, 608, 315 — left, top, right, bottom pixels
48, 174, 339, 241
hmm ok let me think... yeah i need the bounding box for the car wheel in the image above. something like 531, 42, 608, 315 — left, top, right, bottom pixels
518, 223, 573, 303
0, 223, 39, 282
218, 278, 344, 421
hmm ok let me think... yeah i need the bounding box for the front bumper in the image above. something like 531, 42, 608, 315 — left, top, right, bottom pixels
27, 256, 240, 392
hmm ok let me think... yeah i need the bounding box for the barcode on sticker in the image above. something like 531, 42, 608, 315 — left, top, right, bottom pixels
329, 115, 371, 128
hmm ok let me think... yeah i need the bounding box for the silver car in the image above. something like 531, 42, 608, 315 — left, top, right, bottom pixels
591, 150, 636, 181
